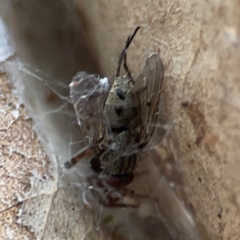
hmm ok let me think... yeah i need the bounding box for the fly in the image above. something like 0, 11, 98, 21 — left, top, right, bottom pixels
64, 26, 164, 207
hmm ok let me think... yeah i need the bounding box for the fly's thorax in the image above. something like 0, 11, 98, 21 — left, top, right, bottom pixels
104, 76, 140, 130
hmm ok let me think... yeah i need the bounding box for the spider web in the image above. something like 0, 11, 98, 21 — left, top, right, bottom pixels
0, 3, 204, 240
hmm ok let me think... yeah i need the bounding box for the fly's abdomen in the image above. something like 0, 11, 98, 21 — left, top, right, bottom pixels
100, 150, 137, 176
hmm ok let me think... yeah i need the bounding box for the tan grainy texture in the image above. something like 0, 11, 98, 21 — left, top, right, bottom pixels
1, 0, 239, 239
76, 0, 240, 239
0, 72, 102, 240
0, 72, 53, 239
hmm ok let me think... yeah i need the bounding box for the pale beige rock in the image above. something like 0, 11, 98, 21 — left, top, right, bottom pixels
0, 71, 104, 240
1, 0, 239, 239
0, 72, 53, 239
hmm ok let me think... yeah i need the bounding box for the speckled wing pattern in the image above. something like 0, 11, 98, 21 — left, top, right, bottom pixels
69, 72, 109, 144
135, 53, 164, 143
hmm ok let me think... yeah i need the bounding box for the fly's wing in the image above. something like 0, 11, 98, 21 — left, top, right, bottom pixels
134, 53, 164, 143
69, 72, 109, 144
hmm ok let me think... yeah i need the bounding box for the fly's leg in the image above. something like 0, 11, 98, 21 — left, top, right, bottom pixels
116, 26, 141, 77
64, 137, 104, 169
123, 52, 133, 82
64, 147, 97, 169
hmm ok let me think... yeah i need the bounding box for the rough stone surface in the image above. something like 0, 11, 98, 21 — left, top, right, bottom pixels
1, 0, 239, 239
0, 72, 55, 239
0, 72, 101, 240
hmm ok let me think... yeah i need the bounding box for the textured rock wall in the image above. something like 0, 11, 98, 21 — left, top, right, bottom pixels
1, 0, 239, 239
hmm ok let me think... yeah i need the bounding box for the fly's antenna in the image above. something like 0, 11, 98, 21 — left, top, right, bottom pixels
116, 26, 141, 78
